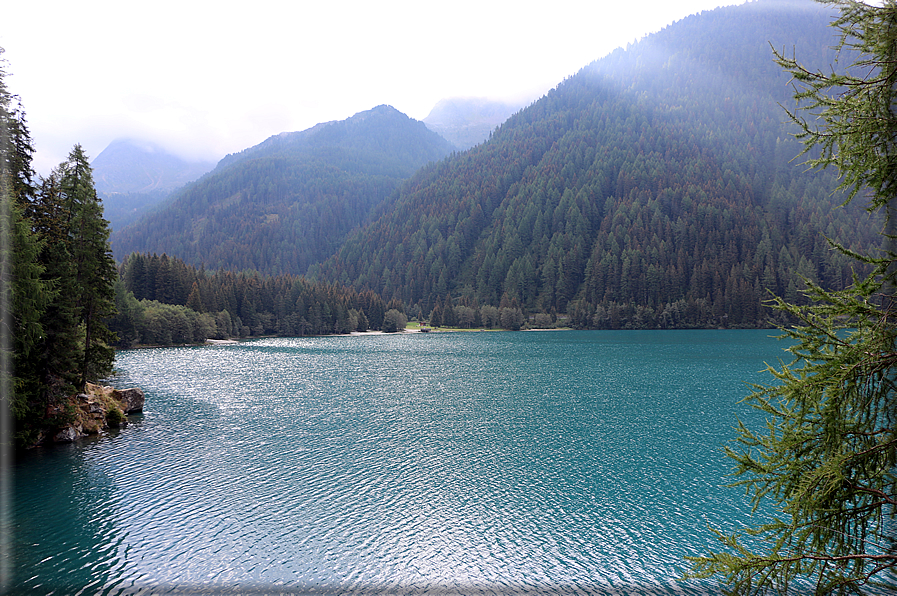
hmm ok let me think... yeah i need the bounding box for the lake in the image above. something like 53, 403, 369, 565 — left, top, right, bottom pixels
9, 329, 791, 595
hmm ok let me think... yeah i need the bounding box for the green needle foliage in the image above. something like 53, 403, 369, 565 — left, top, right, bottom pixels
687, 274, 896, 594
2, 50, 118, 446
686, 1, 897, 594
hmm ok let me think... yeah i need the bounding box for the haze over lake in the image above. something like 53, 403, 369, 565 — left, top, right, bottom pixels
12, 330, 787, 594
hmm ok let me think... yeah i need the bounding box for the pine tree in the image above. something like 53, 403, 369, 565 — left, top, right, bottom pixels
34, 147, 118, 390
429, 296, 443, 327
441, 293, 456, 327
6, 201, 52, 425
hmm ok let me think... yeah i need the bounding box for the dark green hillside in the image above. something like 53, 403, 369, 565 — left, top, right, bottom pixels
111, 105, 455, 274
309, 0, 875, 329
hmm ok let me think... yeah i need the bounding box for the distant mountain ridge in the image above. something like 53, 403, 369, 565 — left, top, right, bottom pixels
111, 105, 455, 274
215, 104, 454, 176
423, 97, 524, 149
92, 139, 215, 231
92, 139, 215, 195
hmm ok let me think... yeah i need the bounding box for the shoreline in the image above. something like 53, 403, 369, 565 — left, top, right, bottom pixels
120, 326, 576, 350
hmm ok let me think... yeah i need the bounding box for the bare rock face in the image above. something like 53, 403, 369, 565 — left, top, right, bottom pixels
113, 387, 145, 414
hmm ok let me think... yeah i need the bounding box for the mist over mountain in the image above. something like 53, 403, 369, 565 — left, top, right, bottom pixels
303, 0, 874, 329
111, 0, 877, 331
93, 139, 216, 194
111, 105, 455, 274
92, 139, 215, 231
423, 97, 524, 150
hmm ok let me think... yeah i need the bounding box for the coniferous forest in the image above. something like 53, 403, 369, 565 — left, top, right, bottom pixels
306, 0, 877, 329
116, 0, 878, 331
111, 105, 456, 275
2, 61, 118, 445
2, 0, 887, 444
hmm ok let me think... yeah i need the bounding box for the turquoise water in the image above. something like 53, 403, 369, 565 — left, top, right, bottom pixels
10, 330, 790, 595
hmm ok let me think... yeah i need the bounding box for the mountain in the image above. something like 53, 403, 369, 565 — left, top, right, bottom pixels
92, 139, 215, 231
111, 105, 455, 274
214, 104, 455, 175
92, 138, 215, 194
424, 97, 523, 149
305, 0, 875, 329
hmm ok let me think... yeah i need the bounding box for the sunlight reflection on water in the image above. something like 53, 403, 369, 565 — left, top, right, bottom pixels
13, 330, 786, 594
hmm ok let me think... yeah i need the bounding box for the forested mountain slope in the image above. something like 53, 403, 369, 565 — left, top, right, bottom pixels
111, 105, 455, 274
308, 0, 876, 329
93, 138, 215, 231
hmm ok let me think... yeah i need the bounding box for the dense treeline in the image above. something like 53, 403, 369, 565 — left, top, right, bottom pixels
2, 52, 118, 446
114, 252, 387, 342
307, 0, 876, 329
111, 105, 455, 274
112, 253, 537, 346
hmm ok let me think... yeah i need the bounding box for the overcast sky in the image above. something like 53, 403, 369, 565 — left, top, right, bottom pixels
1, 0, 746, 175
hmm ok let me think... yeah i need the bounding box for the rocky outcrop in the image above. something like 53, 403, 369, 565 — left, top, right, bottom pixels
111, 387, 145, 414
51, 384, 145, 443
53, 426, 81, 443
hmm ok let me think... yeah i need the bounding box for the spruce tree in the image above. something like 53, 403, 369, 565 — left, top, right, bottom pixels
1, 52, 56, 444
58, 145, 117, 387
33, 172, 81, 391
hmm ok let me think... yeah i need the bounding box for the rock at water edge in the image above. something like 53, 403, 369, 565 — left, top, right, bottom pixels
113, 387, 145, 413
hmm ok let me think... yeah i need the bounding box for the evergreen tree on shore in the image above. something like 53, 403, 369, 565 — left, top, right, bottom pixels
2, 51, 54, 443
2, 51, 118, 445
687, 2, 897, 593
30, 148, 118, 395
59, 146, 117, 386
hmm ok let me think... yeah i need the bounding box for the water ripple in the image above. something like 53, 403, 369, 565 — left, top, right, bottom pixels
12, 331, 788, 594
